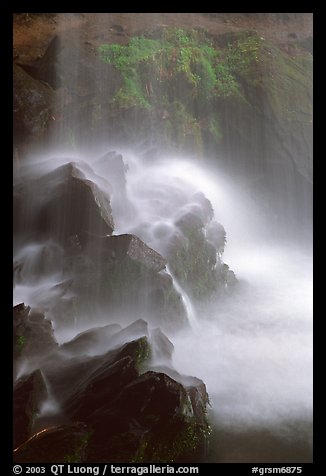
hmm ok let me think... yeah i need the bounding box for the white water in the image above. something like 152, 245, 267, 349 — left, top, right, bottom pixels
13, 149, 313, 461
167, 266, 198, 330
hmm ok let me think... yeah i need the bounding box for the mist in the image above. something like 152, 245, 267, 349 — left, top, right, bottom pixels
13, 13, 312, 463
13, 149, 313, 462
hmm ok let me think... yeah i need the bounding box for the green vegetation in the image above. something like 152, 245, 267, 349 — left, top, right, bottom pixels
98, 28, 244, 107
132, 417, 211, 463
97, 28, 242, 150
15, 335, 26, 353
97, 27, 312, 155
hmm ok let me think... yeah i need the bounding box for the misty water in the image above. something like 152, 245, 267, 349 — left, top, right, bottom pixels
13, 11, 313, 463
13, 149, 312, 462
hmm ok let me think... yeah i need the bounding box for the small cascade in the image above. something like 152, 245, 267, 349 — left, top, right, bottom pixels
166, 266, 198, 330
33, 372, 62, 432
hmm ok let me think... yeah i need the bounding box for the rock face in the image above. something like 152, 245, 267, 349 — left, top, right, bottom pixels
13, 322, 211, 463
167, 197, 234, 300
13, 63, 55, 148
14, 162, 114, 245
13, 15, 312, 236
13, 304, 58, 379
13, 157, 188, 331
14, 422, 91, 463
13, 369, 48, 449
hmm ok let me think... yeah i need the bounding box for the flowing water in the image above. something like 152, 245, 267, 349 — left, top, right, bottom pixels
13, 150, 313, 462
13, 13, 312, 463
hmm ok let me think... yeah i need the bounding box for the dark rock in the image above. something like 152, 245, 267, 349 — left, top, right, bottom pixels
13, 304, 58, 377
100, 234, 166, 272
13, 324, 210, 463
13, 369, 48, 448
60, 323, 122, 356
150, 328, 174, 363
14, 162, 114, 245
13, 63, 55, 144
45, 336, 150, 409
166, 190, 236, 300
86, 371, 211, 462
65, 234, 188, 331
60, 319, 149, 358
13, 422, 91, 463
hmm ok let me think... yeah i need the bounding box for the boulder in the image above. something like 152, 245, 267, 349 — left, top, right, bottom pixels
63, 338, 151, 422
60, 323, 122, 356
13, 63, 55, 145
67, 234, 188, 331
13, 321, 211, 463
100, 234, 167, 272
166, 192, 235, 300
85, 371, 211, 463
44, 335, 150, 408
13, 304, 58, 378
14, 162, 114, 245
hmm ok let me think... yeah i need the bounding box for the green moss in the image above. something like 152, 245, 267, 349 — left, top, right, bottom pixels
134, 337, 151, 369
97, 28, 311, 155
133, 418, 211, 463
226, 32, 264, 86
97, 28, 245, 151
224, 31, 312, 123
15, 335, 26, 353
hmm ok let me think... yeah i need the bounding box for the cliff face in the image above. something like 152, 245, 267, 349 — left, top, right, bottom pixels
13, 13, 313, 235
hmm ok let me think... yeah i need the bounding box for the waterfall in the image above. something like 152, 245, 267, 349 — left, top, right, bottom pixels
166, 265, 198, 330
13, 13, 312, 463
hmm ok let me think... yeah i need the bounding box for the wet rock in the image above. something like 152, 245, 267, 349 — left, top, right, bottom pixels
86, 371, 211, 463
101, 234, 166, 272
44, 336, 149, 408
60, 323, 122, 356
14, 162, 114, 245
167, 192, 235, 300
13, 322, 210, 463
13, 422, 91, 463
60, 319, 149, 358
13, 63, 55, 145
13, 304, 58, 377
66, 234, 187, 331
64, 340, 150, 422
206, 221, 226, 254
150, 327, 174, 363
13, 369, 48, 448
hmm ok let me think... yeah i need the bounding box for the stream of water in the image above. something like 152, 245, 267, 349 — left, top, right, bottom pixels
13, 149, 312, 462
